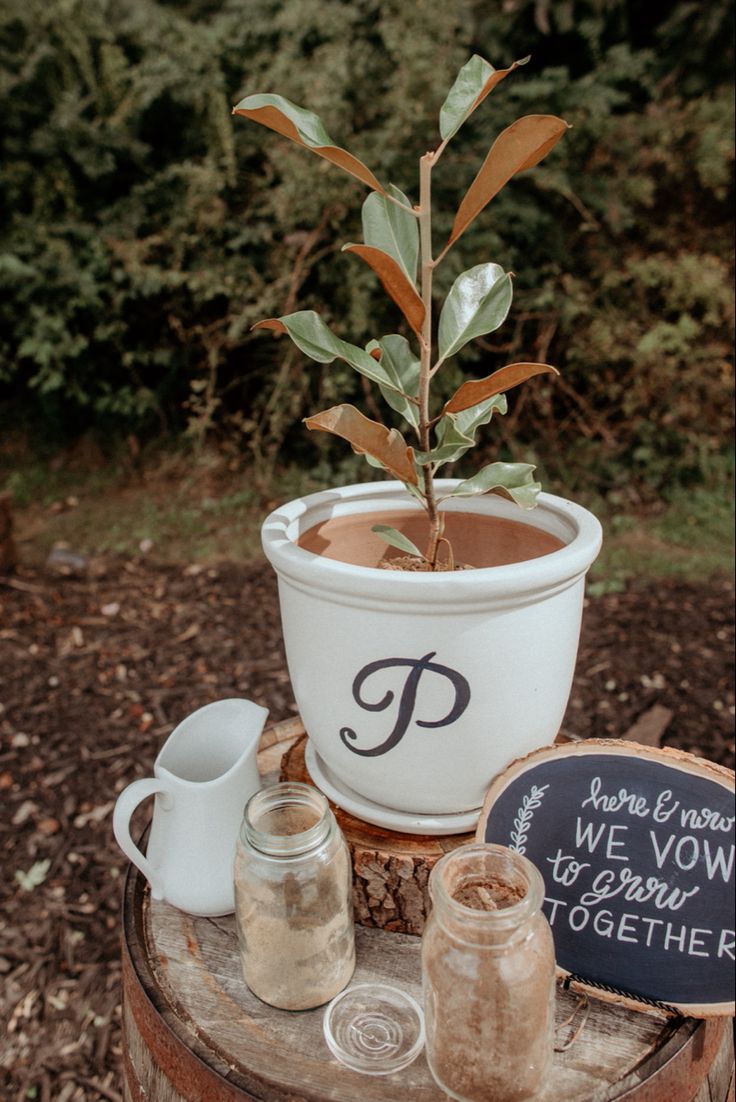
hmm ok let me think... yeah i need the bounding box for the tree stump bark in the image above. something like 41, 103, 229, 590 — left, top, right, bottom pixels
280, 734, 472, 935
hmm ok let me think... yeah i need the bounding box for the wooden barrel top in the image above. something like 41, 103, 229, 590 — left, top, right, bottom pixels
122, 718, 734, 1102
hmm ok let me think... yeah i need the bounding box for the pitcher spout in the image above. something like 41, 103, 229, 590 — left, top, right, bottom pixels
157, 697, 269, 785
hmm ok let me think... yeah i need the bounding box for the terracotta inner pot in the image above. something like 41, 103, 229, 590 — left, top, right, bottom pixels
297, 508, 564, 569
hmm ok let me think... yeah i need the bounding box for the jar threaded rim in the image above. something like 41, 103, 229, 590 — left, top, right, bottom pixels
242, 782, 332, 856
428, 842, 545, 941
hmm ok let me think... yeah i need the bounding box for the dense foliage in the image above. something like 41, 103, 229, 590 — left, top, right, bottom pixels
0, 0, 733, 498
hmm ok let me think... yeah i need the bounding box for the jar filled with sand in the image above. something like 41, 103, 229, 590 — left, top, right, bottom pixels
422, 842, 556, 1102
234, 781, 355, 1010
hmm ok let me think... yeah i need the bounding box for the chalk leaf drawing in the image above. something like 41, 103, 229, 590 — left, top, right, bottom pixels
509, 784, 549, 853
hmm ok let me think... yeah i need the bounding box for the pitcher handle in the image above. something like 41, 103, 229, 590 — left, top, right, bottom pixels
113, 779, 173, 900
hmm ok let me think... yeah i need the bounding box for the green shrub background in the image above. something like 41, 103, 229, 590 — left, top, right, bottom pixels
1, 0, 733, 499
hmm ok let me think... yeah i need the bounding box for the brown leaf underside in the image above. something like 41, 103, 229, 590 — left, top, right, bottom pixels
443, 362, 559, 414
343, 245, 425, 336
304, 404, 417, 485
448, 115, 568, 247
468, 58, 527, 118
232, 105, 384, 192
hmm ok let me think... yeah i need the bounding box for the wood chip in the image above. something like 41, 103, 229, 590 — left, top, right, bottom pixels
621, 703, 674, 747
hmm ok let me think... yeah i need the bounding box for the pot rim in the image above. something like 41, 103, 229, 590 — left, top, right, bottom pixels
261, 479, 602, 605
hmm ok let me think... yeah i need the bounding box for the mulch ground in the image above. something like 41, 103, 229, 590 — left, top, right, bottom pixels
0, 557, 733, 1101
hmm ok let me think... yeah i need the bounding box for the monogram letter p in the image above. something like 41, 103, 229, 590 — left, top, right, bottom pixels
340, 652, 471, 757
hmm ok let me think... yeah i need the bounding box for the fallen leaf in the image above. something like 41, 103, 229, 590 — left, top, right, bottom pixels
73, 801, 115, 829
15, 859, 52, 891
12, 800, 38, 826
175, 623, 201, 643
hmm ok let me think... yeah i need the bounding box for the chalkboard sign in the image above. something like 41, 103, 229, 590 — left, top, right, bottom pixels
477, 740, 735, 1017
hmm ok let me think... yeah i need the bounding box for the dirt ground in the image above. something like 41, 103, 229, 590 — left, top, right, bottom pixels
0, 554, 734, 1101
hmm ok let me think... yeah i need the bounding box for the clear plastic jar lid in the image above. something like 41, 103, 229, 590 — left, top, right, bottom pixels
323, 983, 425, 1076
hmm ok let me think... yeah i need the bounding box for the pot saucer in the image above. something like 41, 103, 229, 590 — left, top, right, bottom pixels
304, 742, 479, 836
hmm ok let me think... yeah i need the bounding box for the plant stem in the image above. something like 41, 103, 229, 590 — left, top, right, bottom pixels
417, 151, 441, 567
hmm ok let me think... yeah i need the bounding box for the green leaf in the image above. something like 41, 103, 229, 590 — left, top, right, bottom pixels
371, 525, 425, 559
447, 462, 541, 509
403, 480, 429, 505
361, 185, 418, 286
366, 335, 420, 430
418, 394, 507, 468
438, 264, 513, 361
252, 311, 403, 394
232, 93, 384, 192
439, 54, 530, 142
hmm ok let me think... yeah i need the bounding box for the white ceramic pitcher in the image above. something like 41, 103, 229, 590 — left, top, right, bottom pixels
113, 698, 267, 916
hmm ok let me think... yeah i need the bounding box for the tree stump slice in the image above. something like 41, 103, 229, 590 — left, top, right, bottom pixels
280, 733, 472, 935
121, 718, 735, 1102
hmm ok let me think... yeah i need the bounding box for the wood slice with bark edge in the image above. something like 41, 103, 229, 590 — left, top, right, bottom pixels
280, 733, 471, 935
476, 738, 736, 1017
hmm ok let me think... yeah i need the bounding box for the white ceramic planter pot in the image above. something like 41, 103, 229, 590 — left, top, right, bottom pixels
262, 481, 602, 819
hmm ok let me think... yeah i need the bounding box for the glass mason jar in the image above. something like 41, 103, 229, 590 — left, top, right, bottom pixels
422, 842, 556, 1102
234, 781, 355, 1010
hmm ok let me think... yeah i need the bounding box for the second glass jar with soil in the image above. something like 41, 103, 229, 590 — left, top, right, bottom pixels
422, 842, 556, 1102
